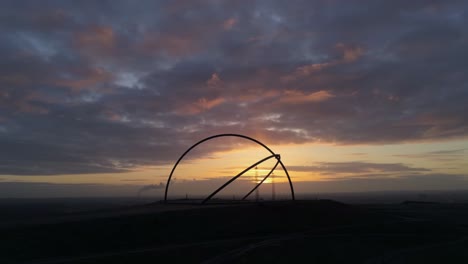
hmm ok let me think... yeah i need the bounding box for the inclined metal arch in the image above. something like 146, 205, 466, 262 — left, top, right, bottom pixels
202, 154, 279, 204
164, 133, 295, 203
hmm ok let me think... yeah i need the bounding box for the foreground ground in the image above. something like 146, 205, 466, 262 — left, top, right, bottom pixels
1, 199, 468, 263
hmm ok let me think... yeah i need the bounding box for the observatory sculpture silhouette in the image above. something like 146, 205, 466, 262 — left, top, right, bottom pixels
164, 134, 295, 204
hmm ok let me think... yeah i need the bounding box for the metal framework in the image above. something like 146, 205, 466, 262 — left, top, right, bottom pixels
164, 133, 295, 203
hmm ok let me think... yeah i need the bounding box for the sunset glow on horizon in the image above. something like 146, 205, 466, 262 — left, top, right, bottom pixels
1, 1, 468, 198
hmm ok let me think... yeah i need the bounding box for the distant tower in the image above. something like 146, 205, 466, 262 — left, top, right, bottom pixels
255, 166, 259, 201
272, 172, 276, 201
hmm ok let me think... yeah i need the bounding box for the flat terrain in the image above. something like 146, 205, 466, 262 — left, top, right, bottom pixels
1, 199, 468, 263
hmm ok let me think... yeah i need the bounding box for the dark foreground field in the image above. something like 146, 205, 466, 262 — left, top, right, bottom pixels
1, 200, 468, 263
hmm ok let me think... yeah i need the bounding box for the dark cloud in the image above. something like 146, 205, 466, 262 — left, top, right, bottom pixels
1, 1, 468, 175
394, 148, 466, 161
0, 181, 150, 198
288, 162, 430, 175
120, 179, 148, 182
292, 173, 468, 193
428, 149, 466, 155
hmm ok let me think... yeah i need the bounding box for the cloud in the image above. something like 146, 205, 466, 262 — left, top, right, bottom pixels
75, 26, 116, 55
287, 174, 468, 194
178, 97, 226, 115
52, 67, 112, 92
394, 148, 466, 161
1, 1, 468, 175
281, 43, 364, 82
206, 72, 222, 88
288, 161, 430, 175
0, 181, 153, 198
137, 182, 165, 196
280, 90, 334, 104
223, 18, 238, 30
428, 149, 466, 155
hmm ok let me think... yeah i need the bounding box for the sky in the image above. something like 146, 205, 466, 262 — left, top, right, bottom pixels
0, 0, 467, 198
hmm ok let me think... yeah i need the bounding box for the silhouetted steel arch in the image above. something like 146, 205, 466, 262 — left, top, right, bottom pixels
202, 154, 280, 204
164, 133, 295, 203
242, 159, 280, 201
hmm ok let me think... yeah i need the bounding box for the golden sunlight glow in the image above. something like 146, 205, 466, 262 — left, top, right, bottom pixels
5, 139, 466, 193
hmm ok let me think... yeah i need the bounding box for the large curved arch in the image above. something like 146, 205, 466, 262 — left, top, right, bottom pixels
164, 133, 295, 203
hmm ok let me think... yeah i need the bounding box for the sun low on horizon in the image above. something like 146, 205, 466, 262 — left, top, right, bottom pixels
0, 1, 468, 198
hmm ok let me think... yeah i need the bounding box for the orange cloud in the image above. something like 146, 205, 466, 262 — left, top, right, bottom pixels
282, 43, 364, 82
296, 62, 333, 75
197, 97, 225, 109
101, 109, 128, 122
53, 68, 111, 91
223, 18, 237, 30
335, 43, 364, 63
280, 90, 334, 104
178, 97, 226, 115
281, 62, 334, 83
206, 73, 222, 88
229, 89, 281, 104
